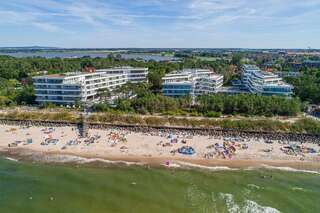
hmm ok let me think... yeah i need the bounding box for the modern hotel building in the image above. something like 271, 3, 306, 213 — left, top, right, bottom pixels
33, 67, 148, 105
162, 69, 224, 97
241, 65, 293, 96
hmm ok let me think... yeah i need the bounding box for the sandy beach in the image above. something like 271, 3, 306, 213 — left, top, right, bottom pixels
1, 124, 320, 171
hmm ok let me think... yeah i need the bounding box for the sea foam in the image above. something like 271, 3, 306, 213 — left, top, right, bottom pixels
5, 157, 18, 162
42, 154, 145, 166
174, 161, 238, 171
219, 192, 281, 213
242, 200, 281, 213
260, 164, 320, 175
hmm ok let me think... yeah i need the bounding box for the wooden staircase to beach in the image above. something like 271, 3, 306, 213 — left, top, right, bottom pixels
79, 113, 89, 138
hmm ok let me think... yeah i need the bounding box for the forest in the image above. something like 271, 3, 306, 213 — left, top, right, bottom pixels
93, 89, 303, 117
286, 67, 320, 104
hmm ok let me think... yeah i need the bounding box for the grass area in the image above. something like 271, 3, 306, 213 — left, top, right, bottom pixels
0, 111, 80, 122
195, 56, 219, 61
88, 113, 320, 134
0, 111, 319, 134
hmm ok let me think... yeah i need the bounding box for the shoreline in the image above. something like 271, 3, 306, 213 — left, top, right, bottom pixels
2, 148, 320, 174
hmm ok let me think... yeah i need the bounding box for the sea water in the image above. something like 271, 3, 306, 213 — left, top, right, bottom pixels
0, 158, 319, 213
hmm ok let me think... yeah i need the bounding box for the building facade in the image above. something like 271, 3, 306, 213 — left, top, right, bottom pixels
303, 60, 320, 69
33, 67, 148, 105
162, 69, 224, 97
97, 67, 148, 83
241, 65, 293, 96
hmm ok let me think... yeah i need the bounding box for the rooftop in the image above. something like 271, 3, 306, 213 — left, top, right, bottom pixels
163, 81, 193, 85
208, 74, 224, 81
164, 69, 216, 77
33, 67, 149, 79
243, 64, 260, 70
33, 72, 89, 79
97, 66, 147, 71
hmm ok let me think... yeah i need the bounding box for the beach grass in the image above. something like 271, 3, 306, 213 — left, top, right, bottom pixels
0, 111, 320, 134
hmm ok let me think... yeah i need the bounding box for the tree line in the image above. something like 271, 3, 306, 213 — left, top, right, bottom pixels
196, 94, 302, 116
92, 90, 302, 117
286, 67, 320, 104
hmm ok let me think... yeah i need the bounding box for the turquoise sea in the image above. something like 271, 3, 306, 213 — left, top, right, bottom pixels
0, 158, 319, 213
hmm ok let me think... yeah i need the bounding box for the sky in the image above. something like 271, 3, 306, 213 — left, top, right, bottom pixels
0, 0, 320, 48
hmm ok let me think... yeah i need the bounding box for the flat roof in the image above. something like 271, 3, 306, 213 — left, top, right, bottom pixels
243, 64, 260, 69
163, 69, 216, 79
163, 81, 193, 85
209, 74, 224, 80
33, 67, 148, 79
97, 67, 148, 71
33, 72, 84, 79
43, 74, 66, 77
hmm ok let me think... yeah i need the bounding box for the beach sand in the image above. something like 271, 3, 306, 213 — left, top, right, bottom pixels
0, 124, 320, 171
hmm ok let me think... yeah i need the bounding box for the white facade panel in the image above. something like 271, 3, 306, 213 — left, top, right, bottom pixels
162, 69, 224, 97
33, 67, 148, 105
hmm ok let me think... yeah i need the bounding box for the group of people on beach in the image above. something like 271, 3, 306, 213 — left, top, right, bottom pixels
97, 126, 320, 145
1, 119, 319, 144
2, 119, 320, 163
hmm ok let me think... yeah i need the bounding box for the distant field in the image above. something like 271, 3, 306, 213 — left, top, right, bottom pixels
195, 56, 221, 61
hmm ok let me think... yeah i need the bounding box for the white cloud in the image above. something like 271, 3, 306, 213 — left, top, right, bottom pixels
64, 1, 135, 28
32, 22, 60, 32
0, 10, 61, 32
189, 0, 246, 12
0, 0, 320, 48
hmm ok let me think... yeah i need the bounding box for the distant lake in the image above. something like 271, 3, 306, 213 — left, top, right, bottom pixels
0, 52, 178, 62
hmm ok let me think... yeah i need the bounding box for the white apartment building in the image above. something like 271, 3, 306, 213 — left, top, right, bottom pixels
162, 69, 224, 97
241, 65, 293, 96
97, 67, 148, 83
33, 67, 148, 105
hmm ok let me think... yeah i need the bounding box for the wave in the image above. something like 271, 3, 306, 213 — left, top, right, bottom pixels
40, 154, 146, 166
163, 162, 181, 168
22, 152, 320, 174
260, 164, 320, 175
247, 184, 261, 190
219, 193, 241, 213
43, 155, 239, 171
173, 161, 239, 171
76, 157, 145, 166
5, 157, 18, 162
162, 161, 320, 174
243, 200, 281, 213
291, 187, 306, 192
219, 193, 281, 213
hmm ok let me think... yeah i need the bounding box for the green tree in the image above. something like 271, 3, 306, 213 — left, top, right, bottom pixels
16, 85, 36, 105
97, 88, 112, 102
148, 68, 165, 92
231, 53, 243, 67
